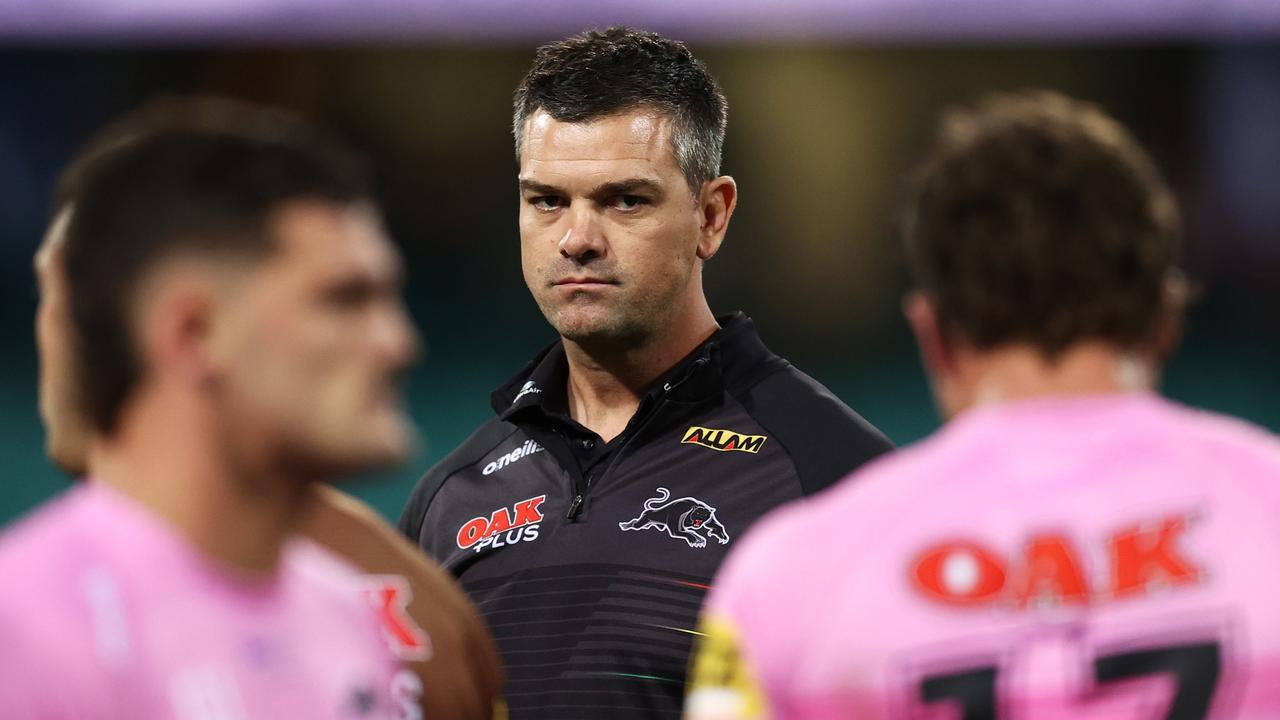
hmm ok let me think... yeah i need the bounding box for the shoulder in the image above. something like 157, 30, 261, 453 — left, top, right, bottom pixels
398, 419, 521, 539
285, 539, 392, 651
0, 488, 97, 590
730, 362, 894, 495
284, 538, 402, 678
0, 486, 87, 544
298, 493, 503, 697
1161, 400, 1280, 462
710, 441, 927, 624
1151, 399, 1280, 497
720, 453, 906, 568
0, 491, 121, 716
307, 485, 488, 633
287, 537, 371, 600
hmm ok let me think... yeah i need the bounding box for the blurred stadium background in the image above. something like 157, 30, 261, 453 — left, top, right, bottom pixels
1, 1, 1277, 525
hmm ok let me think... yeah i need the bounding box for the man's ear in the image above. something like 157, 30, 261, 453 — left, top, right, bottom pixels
903, 291, 955, 380
695, 176, 737, 261
138, 272, 219, 388
1151, 270, 1189, 363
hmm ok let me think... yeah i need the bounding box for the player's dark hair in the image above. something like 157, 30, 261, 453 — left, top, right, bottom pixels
57, 96, 373, 435
513, 26, 728, 192
900, 90, 1182, 358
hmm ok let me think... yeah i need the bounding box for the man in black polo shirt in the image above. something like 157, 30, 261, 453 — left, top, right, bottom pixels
399, 26, 892, 718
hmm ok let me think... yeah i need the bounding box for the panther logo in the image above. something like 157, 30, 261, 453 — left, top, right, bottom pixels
618, 487, 730, 548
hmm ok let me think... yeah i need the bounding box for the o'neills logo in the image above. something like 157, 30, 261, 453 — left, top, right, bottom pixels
456, 495, 546, 552
682, 426, 767, 454
482, 439, 544, 476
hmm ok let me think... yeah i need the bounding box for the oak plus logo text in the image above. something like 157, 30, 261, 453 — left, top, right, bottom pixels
910, 514, 1203, 608
456, 495, 546, 552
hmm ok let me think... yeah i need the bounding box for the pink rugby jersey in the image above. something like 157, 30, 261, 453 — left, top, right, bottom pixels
0, 482, 400, 719
686, 393, 1280, 720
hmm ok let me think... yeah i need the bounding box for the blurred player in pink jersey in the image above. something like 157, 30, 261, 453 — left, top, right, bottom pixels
25, 114, 505, 720
685, 91, 1280, 719
0, 98, 419, 718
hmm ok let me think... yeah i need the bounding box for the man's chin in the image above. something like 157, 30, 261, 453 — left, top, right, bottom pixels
289, 426, 416, 480
551, 312, 648, 348
354, 421, 417, 468
304, 448, 407, 480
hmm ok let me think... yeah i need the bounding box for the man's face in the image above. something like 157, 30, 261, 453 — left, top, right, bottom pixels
34, 209, 90, 476
214, 201, 420, 476
518, 109, 707, 347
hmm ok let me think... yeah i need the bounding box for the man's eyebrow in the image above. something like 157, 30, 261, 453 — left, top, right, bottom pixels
518, 177, 666, 199
324, 264, 405, 301
518, 179, 563, 195
589, 178, 664, 198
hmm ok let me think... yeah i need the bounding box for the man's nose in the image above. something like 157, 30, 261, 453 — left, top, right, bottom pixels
558, 207, 606, 261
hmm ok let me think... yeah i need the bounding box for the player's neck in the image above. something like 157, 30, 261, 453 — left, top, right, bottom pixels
89, 389, 313, 575
562, 298, 718, 443
954, 342, 1156, 414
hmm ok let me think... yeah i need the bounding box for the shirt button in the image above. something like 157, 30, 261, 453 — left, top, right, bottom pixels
580, 438, 596, 451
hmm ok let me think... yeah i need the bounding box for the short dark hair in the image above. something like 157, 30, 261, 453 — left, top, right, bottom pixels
513, 26, 728, 192
58, 96, 373, 435
900, 90, 1182, 358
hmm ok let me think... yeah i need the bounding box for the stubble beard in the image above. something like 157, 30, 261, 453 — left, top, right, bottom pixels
530, 252, 696, 353
544, 282, 695, 358
545, 298, 651, 350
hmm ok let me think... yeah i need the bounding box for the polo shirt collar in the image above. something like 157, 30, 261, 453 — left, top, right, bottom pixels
491, 311, 762, 421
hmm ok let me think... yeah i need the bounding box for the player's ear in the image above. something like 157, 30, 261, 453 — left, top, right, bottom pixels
903, 291, 955, 379
140, 270, 219, 388
695, 176, 736, 261
1151, 269, 1189, 363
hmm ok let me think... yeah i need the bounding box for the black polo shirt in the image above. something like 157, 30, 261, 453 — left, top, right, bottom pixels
399, 312, 892, 719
